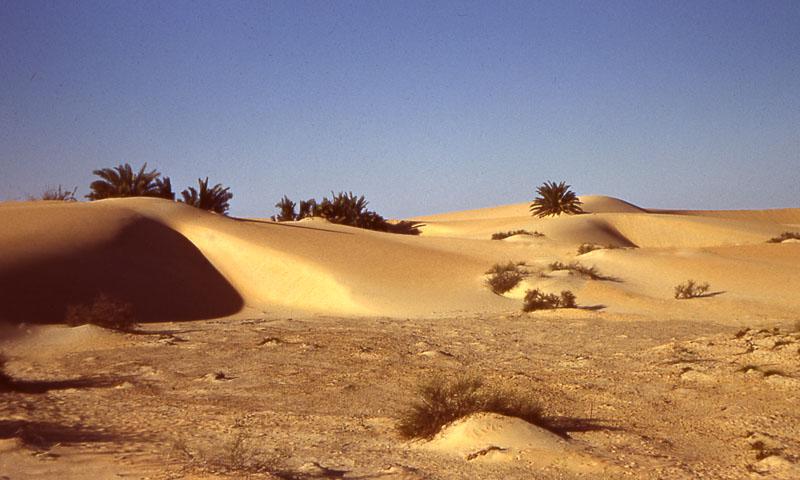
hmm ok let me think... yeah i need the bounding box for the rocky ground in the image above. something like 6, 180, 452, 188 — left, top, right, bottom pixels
1, 311, 799, 479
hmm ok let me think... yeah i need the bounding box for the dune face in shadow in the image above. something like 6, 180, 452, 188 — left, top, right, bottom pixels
0, 217, 243, 324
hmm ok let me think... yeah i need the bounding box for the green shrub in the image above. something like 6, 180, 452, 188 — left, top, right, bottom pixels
529, 181, 584, 218
768, 232, 800, 243
522, 289, 577, 312
673, 280, 710, 299
485, 262, 528, 294
491, 230, 545, 240
397, 374, 546, 439
65, 293, 137, 331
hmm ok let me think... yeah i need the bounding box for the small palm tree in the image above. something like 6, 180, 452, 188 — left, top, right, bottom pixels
180, 177, 233, 214
297, 198, 318, 219
273, 195, 297, 221
529, 181, 584, 217
154, 177, 175, 200
86, 163, 172, 200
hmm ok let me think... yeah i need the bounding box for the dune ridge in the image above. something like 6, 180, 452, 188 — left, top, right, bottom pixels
1, 196, 799, 322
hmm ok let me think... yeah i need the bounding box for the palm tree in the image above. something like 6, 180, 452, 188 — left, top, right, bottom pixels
529, 181, 584, 217
180, 177, 233, 214
86, 163, 172, 200
297, 199, 317, 219
154, 177, 175, 200
273, 195, 297, 221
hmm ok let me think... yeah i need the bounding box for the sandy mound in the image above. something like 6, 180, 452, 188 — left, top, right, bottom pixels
423, 412, 567, 459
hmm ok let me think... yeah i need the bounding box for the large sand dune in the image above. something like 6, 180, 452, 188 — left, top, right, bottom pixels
1, 196, 798, 322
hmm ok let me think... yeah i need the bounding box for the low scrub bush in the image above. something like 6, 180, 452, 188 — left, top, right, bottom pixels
398, 374, 546, 439
491, 230, 544, 240
40, 185, 78, 201
576, 243, 620, 255
485, 262, 528, 294
548, 261, 615, 281
65, 293, 137, 331
767, 232, 800, 243
522, 289, 577, 311
673, 280, 710, 299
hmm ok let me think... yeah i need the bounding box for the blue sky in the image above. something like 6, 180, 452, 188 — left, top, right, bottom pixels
1, 0, 798, 218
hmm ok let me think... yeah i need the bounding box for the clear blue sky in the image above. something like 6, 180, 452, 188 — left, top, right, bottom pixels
1, 0, 798, 218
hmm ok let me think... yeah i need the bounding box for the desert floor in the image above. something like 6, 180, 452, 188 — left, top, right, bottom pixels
1, 196, 799, 479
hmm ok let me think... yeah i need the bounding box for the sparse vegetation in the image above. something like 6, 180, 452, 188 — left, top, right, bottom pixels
271, 191, 424, 235
577, 243, 621, 255
40, 185, 78, 201
673, 280, 711, 299
485, 262, 530, 295
180, 177, 233, 215
548, 261, 615, 281
529, 181, 584, 218
398, 374, 546, 439
65, 293, 137, 331
87, 163, 175, 200
767, 231, 800, 243
491, 229, 545, 240
522, 289, 577, 311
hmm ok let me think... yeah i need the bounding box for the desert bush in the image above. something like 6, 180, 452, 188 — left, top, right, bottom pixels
529, 181, 584, 218
65, 293, 137, 331
180, 177, 233, 215
577, 243, 601, 255
397, 374, 545, 439
548, 261, 610, 281
522, 289, 577, 311
767, 232, 800, 243
485, 262, 528, 295
40, 185, 78, 201
491, 229, 545, 240
87, 163, 174, 200
673, 280, 710, 299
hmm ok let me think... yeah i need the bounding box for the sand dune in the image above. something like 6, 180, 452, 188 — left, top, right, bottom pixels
1, 195, 798, 322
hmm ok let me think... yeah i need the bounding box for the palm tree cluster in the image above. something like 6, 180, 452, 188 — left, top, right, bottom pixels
272, 191, 423, 235
86, 163, 232, 214
529, 181, 584, 217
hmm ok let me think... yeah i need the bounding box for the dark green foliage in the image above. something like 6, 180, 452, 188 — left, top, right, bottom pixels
273, 195, 297, 221
154, 177, 175, 201
485, 262, 529, 295
297, 198, 317, 219
522, 289, 577, 311
65, 293, 136, 331
674, 280, 711, 299
767, 232, 800, 243
40, 185, 78, 201
180, 177, 233, 215
529, 181, 584, 218
272, 192, 423, 235
491, 229, 545, 240
397, 374, 545, 439
87, 163, 174, 200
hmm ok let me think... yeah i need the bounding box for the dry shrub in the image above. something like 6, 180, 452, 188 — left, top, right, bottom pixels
522, 289, 577, 312
673, 280, 710, 299
398, 374, 545, 439
491, 230, 544, 240
485, 262, 528, 294
767, 231, 800, 243
548, 261, 615, 281
65, 293, 137, 331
